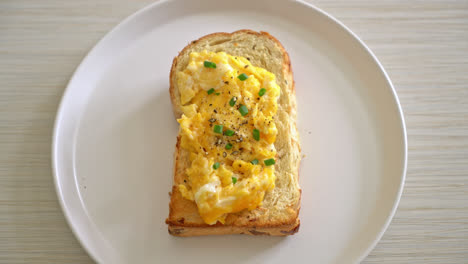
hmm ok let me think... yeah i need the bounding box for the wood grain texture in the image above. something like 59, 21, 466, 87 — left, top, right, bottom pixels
0, 0, 467, 263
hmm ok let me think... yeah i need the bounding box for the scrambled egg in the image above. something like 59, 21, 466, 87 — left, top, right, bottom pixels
176, 51, 280, 225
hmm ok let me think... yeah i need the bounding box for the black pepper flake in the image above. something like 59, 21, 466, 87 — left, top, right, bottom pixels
184, 179, 187, 183
238, 164, 242, 167
235, 57, 238, 60
209, 104, 212, 106
214, 109, 217, 113
225, 81, 229, 85
244, 65, 249, 68
231, 76, 233, 79
247, 57, 250, 61
257, 97, 260, 100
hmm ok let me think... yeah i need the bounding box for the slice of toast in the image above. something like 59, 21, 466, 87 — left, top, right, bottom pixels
166, 30, 301, 236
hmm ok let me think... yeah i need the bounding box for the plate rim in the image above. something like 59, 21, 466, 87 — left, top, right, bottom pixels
51, 0, 408, 263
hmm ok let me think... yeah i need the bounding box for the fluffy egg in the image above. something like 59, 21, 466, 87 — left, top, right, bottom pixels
176, 51, 280, 225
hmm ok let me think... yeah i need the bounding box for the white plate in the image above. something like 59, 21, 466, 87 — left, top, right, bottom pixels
52, 0, 407, 263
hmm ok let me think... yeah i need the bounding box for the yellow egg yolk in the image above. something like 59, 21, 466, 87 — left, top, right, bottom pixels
176, 51, 280, 225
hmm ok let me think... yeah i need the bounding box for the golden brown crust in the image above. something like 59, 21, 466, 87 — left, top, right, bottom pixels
168, 219, 300, 237
166, 30, 301, 236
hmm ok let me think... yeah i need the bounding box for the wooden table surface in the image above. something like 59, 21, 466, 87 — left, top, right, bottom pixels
1, 0, 467, 263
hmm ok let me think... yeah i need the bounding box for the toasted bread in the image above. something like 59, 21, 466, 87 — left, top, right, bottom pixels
166, 30, 301, 236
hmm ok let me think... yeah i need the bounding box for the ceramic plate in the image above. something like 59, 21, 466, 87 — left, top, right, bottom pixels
52, 0, 407, 263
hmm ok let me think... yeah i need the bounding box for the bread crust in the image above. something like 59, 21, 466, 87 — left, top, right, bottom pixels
166, 30, 301, 236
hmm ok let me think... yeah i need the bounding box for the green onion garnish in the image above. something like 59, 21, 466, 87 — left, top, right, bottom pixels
237, 73, 248, 81
207, 88, 215, 95
264, 158, 275, 166
251, 159, 259, 165
224, 130, 235, 136
239, 105, 248, 116
229, 97, 237, 107
213, 162, 220, 169
258, 88, 266, 96
232, 177, 238, 184
253, 128, 260, 141
213, 124, 223, 134
204, 61, 216, 69
225, 143, 233, 150
215, 92, 220, 95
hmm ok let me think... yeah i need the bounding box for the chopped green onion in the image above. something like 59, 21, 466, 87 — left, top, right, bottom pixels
232, 177, 238, 184
215, 92, 220, 95
207, 88, 215, 95
213, 162, 220, 170
251, 159, 259, 165
237, 73, 249, 81
224, 130, 235, 136
264, 158, 275, 166
253, 128, 260, 141
239, 105, 248, 116
225, 143, 233, 150
204, 61, 216, 69
258, 88, 266, 96
213, 124, 223, 134
229, 97, 237, 107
